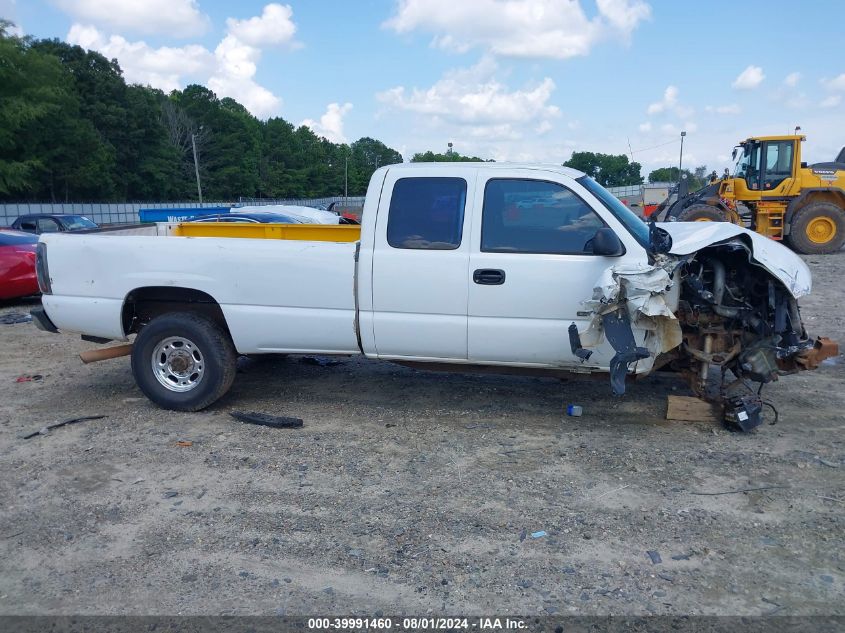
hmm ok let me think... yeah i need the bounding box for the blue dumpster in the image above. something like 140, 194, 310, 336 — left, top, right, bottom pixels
139, 207, 232, 223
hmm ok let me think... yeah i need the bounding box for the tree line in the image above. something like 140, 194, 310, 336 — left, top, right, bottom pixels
563, 151, 708, 190
0, 21, 403, 203
1, 21, 709, 203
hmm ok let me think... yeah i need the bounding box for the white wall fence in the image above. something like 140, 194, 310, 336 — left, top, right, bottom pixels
0, 196, 366, 227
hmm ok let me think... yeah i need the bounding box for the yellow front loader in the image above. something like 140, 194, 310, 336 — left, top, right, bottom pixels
665, 135, 845, 254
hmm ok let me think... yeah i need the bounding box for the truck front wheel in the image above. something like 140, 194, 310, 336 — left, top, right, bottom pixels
131, 312, 237, 411
787, 202, 845, 254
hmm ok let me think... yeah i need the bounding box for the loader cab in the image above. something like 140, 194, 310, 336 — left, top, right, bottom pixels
729, 136, 801, 199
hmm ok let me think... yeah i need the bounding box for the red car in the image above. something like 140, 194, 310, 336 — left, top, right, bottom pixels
0, 230, 39, 300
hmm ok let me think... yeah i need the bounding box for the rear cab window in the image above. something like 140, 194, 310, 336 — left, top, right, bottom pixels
386, 177, 467, 250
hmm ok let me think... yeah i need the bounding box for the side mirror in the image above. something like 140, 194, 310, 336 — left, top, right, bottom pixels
591, 227, 625, 257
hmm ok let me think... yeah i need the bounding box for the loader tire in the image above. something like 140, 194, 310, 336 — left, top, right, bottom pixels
787, 202, 845, 254
675, 204, 731, 223
131, 312, 237, 412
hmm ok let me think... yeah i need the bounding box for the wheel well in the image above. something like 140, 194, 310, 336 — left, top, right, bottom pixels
122, 286, 229, 336
786, 189, 845, 225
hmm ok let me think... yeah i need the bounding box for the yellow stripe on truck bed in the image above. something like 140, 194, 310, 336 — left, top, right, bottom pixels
173, 222, 362, 242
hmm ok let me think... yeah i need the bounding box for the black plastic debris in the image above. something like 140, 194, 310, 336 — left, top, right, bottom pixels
230, 411, 304, 429
724, 395, 763, 432
299, 356, 342, 367
20, 415, 107, 440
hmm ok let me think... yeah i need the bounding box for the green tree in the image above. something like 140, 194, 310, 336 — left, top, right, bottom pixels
563, 152, 643, 187
648, 164, 709, 190
348, 137, 403, 194
0, 22, 407, 202
411, 150, 488, 162
0, 22, 65, 196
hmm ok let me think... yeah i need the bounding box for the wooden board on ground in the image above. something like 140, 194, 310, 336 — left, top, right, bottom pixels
666, 395, 722, 422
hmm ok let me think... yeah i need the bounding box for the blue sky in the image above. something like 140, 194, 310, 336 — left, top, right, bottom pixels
3, 0, 844, 173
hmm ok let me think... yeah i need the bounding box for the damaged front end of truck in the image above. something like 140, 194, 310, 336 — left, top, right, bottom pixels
574, 222, 838, 430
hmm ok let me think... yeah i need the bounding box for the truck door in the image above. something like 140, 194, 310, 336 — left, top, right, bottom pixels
466, 171, 647, 367
369, 168, 476, 360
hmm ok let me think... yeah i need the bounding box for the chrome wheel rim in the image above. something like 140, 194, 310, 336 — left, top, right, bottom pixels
151, 336, 205, 393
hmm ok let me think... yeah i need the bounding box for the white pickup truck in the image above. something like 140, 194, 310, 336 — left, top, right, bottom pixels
31, 163, 835, 419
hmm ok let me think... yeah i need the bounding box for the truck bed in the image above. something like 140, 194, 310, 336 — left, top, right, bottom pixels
40, 228, 361, 354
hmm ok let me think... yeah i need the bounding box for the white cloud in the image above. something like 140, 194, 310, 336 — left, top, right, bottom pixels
821, 73, 845, 91
820, 95, 841, 108
659, 122, 697, 135
377, 58, 563, 162
732, 65, 765, 90
226, 3, 297, 47
377, 58, 560, 127
638, 121, 652, 132
783, 72, 801, 87
646, 85, 677, 114
67, 24, 214, 92
645, 85, 693, 118
55, 0, 209, 37
66, 4, 299, 119
383, 0, 650, 60
705, 104, 741, 115
207, 35, 282, 118
301, 103, 353, 143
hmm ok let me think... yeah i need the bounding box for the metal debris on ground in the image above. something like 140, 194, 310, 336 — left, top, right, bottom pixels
20, 415, 107, 440
230, 411, 304, 429
15, 375, 43, 383
0, 312, 32, 325
299, 356, 343, 367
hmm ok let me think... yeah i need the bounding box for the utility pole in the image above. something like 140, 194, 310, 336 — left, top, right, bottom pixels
344, 152, 348, 206
191, 127, 203, 204
678, 130, 686, 185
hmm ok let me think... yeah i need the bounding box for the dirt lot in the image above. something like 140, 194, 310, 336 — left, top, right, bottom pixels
0, 253, 843, 617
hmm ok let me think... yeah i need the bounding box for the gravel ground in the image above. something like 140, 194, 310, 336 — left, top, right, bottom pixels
0, 252, 843, 616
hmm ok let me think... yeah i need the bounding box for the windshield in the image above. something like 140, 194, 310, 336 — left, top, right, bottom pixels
63, 216, 98, 230
577, 176, 650, 248
732, 142, 760, 180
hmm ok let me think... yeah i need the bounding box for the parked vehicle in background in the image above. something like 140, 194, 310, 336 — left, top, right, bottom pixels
32, 163, 836, 421
189, 212, 306, 224
11, 214, 98, 235
235, 205, 356, 224
0, 230, 38, 300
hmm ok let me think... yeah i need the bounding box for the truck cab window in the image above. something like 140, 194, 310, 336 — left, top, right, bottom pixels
387, 177, 467, 250
481, 179, 605, 254
762, 141, 794, 190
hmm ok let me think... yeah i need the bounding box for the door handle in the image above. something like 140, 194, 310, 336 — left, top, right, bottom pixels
473, 268, 506, 285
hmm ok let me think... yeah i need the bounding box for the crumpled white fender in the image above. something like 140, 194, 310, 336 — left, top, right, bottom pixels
579, 259, 683, 358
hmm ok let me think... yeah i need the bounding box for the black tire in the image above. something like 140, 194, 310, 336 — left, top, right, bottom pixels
786, 201, 845, 255
131, 312, 237, 411
675, 204, 731, 222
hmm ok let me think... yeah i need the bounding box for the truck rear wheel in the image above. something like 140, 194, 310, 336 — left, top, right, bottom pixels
676, 204, 731, 222
787, 202, 845, 254
131, 312, 237, 411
